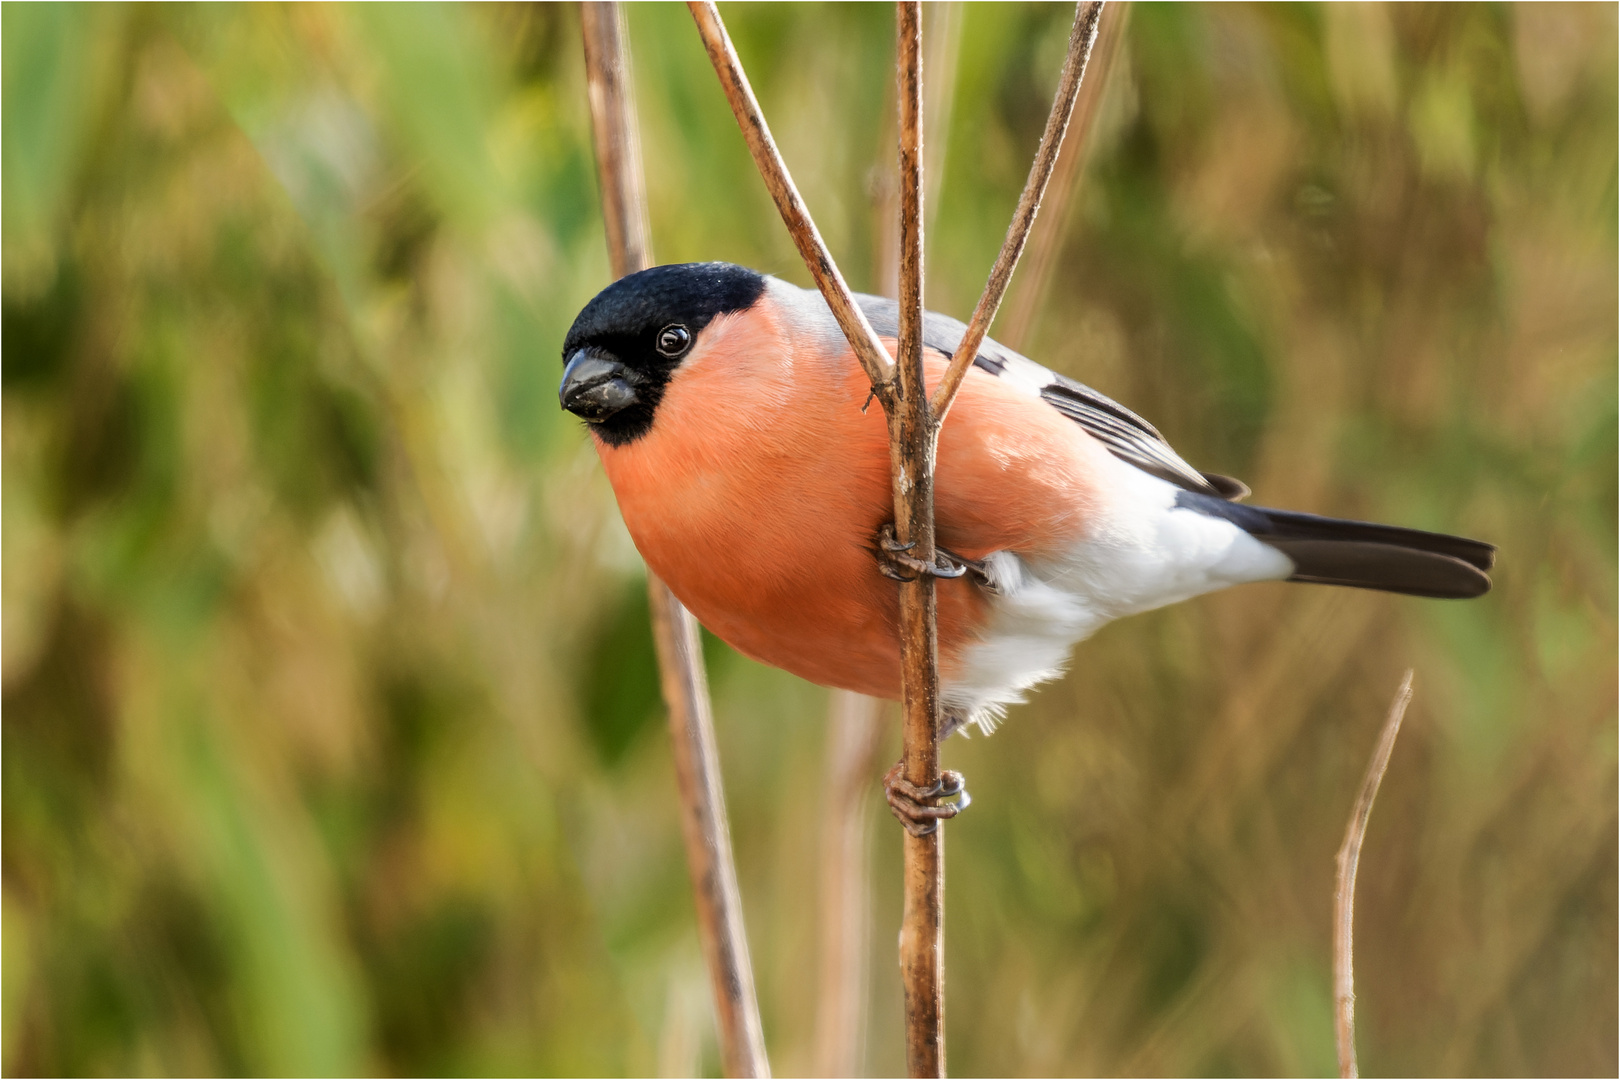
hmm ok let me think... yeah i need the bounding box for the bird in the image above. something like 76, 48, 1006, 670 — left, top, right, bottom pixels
559, 261, 1494, 827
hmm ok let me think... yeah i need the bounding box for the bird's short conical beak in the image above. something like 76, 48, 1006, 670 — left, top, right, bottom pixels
560, 348, 639, 422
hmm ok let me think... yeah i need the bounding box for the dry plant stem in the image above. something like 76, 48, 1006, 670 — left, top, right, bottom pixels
812, 691, 887, 1077
1333, 670, 1415, 1080
820, 10, 963, 1057
580, 2, 651, 277
890, 4, 949, 1077
814, 20, 960, 1054
930, 0, 1105, 421
686, 1, 897, 402
648, 584, 770, 1079
999, 1, 1128, 352
581, 6, 770, 1077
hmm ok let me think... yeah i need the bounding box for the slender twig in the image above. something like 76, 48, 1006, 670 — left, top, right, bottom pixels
812, 691, 887, 1077
929, 1, 1104, 422
999, 1, 1128, 353
889, 4, 951, 1076
685, 1, 896, 402
648, 585, 770, 1079
580, 7, 770, 1077
873, 5, 964, 300
1334, 670, 1415, 1080
812, 47, 955, 1054
580, 3, 651, 278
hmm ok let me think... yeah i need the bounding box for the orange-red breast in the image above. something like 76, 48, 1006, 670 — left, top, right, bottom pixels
561, 262, 1494, 734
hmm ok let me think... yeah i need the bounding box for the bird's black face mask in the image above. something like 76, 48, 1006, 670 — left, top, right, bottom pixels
559, 262, 766, 446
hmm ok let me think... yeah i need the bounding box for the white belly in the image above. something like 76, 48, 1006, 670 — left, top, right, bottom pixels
941, 459, 1292, 731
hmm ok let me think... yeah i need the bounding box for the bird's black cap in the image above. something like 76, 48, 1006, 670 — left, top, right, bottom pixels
561, 262, 767, 445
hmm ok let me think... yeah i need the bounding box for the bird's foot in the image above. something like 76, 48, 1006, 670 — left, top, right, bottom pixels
884, 762, 971, 837
876, 523, 970, 582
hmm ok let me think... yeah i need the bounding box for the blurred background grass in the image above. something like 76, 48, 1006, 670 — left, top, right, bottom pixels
3, 2, 1614, 1075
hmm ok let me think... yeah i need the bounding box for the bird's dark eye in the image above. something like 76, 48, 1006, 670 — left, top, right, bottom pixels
655, 324, 691, 358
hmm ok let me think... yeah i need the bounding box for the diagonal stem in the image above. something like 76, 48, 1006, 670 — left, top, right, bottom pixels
929, 1, 1105, 423
686, 0, 897, 402
581, 6, 770, 1077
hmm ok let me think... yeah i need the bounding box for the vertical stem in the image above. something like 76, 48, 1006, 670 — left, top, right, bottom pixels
891, 5, 944, 1076
580, 6, 769, 1077
813, 21, 959, 1051
580, 2, 651, 279
1333, 670, 1415, 1080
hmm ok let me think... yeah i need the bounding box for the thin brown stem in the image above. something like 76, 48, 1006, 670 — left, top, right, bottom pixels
1333, 670, 1415, 1080
649, 584, 770, 1079
686, 1, 897, 402
581, 6, 769, 1077
891, 4, 947, 1076
998, 1, 1128, 353
580, 2, 651, 279
930, 1, 1104, 422
811, 40, 947, 1060
869, 6, 961, 301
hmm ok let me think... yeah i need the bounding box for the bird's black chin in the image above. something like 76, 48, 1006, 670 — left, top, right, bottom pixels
559, 347, 662, 445
560, 348, 640, 422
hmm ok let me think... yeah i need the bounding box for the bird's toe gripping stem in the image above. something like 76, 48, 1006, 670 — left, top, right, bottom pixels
884, 762, 971, 837
876, 523, 969, 583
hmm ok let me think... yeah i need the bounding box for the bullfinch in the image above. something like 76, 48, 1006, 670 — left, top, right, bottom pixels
560, 262, 1494, 745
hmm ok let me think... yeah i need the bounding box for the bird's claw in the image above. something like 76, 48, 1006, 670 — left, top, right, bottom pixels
876, 523, 969, 582
884, 762, 971, 837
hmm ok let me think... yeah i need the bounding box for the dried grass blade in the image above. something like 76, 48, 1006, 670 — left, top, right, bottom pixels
1334, 670, 1416, 1080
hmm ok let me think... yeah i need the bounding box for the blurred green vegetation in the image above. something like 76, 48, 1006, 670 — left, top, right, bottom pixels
2, 2, 1614, 1075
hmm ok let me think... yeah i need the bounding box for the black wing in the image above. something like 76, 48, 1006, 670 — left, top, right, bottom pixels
855, 294, 1241, 500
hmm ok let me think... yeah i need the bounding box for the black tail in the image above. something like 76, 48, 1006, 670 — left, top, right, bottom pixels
1175, 491, 1495, 599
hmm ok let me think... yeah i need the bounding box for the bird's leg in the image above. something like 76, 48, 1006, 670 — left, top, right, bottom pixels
884, 761, 971, 837
875, 523, 970, 582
